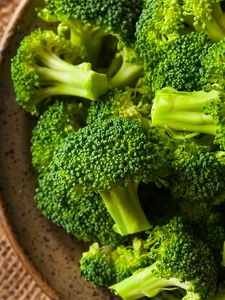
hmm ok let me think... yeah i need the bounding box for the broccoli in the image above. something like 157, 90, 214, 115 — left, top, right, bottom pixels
37, 0, 143, 68
135, 0, 185, 66
110, 215, 218, 300
135, 0, 225, 67
79, 237, 151, 287
35, 178, 127, 246
11, 29, 108, 116
200, 38, 225, 92
31, 98, 88, 173
87, 88, 151, 130
151, 87, 225, 150
37, 0, 143, 45
36, 117, 170, 236
149, 32, 213, 93
107, 44, 144, 89
168, 140, 225, 209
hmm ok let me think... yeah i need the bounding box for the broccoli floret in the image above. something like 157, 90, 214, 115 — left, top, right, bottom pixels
37, 0, 143, 46
31, 98, 88, 173
79, 237, 152, 287
35, 179, 127, 246
200, 38, 225, 92
11, 29, 108, 116
135, 0, 225, 67
168, 140, 225, 209
87, 88, 151, 130
135, 0, 185, 66
37, 4, 108, 67
79, 243, 115, 287
110, 215, 218, 300
149, 32, 213, 93
182, 0, 225, 42
151, 87, 225, 150
36, 117, 170, 236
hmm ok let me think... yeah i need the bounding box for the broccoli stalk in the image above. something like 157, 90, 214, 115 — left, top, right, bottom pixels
108, 46, 144, 89
100, 180, 151, 235
110, 263, 191, 299
151, 87, 224, 137
63, 22, 106, 67
11, 29, 108, 116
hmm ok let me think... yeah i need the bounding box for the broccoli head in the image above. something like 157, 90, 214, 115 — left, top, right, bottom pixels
149, 32, 213, 93
135, 0, 185, 66
168, 140, 225, 209
136, 0, 225, 67
36, 117, 170, 236
11, 29, 108, 116
31, 97, 87, 173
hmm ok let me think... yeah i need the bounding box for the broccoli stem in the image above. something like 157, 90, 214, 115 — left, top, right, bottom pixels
66, 20, 106, 68
110, 262, 191, 300
151, 88, 218, 136
34, 52, 108, 100
211, 2, 225, 32
109, 64, 144, 89
99, 180, 152, 236
109, 48, 144, 89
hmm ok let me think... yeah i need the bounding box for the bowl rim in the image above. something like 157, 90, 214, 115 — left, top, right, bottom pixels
0, 1, 60, 299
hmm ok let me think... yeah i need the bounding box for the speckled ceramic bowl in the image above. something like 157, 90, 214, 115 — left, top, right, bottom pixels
0, 1, 119, 299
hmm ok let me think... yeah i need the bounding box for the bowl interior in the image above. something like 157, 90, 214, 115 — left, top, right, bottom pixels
0, 1, 119, 299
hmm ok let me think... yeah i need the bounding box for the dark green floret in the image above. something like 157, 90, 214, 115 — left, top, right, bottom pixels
87, 88, 151, 130
107, 44, 144, 89
11, 29, 108, 116
37, 117, 170, 236
110, 215, 218, 300
168, 140, 225, 208
149, 32, 213, 93
31, 98, 87, 173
